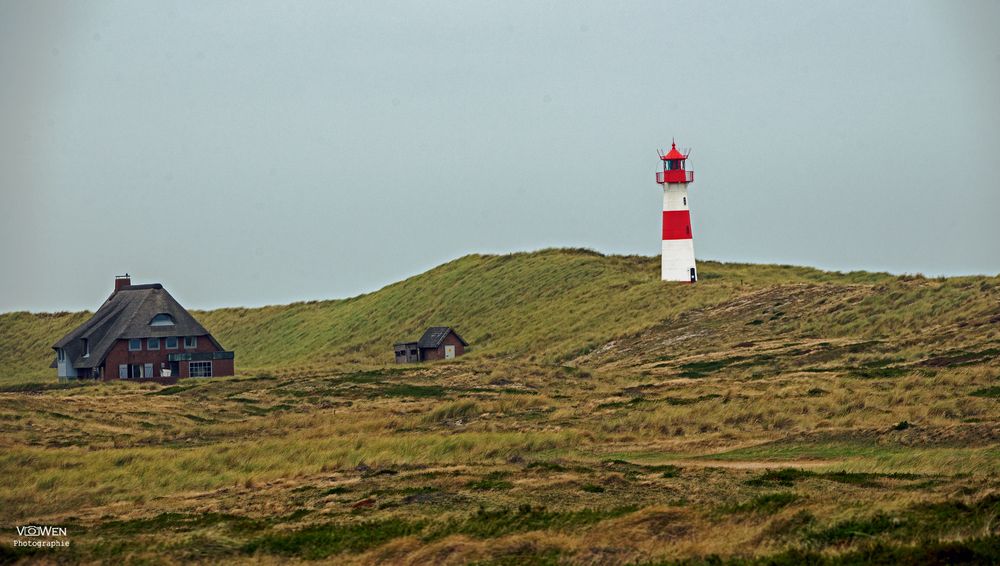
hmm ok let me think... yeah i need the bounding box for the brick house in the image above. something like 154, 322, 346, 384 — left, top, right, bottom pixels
52, 275, 234, 382
394, 327, 468, 363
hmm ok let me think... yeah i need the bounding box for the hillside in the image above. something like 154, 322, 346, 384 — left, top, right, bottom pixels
3, 248, 997, 386
1, 249, 999, 564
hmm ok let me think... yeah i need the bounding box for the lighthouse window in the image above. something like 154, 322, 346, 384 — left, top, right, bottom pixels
683, 197, 687, 206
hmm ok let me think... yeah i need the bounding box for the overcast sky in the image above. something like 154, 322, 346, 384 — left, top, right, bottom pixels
1, 1, 998, 312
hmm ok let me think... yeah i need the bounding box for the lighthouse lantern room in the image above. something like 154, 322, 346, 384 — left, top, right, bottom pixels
655, 141, 697, 282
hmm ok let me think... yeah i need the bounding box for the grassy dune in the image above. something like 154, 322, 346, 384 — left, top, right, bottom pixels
0, 249, 998, 564
5, 248, 989, 385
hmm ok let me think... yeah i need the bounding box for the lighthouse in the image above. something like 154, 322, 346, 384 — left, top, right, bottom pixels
655, 141, 697, 282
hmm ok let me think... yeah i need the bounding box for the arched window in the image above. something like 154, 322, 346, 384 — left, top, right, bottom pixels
150, 313, 176, 326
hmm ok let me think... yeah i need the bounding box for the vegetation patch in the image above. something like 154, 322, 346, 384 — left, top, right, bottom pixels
148, 385, 196, 396
597, 396, 648, 409
376, 383, 448, 399
677, 358, 741, 378
525, 461, 569, 472
0, 382, 86, 393
725, 536, 1000, 566
807, 495, 1000, 545
601, 459, 682, 479
467, 471, 514, 491
242, 517, 423, 559
99, 512, 265, 536
970, 386, 1000, 398
470, 546, 563, 566
424, 400, 480, 423
746, 468, 922, 488
745, 468, 812, 487
848, 366, 909, 379
658, 465, 682, 478
892, 420, 911, 431
920, 347, 1000, 368
662, 394, 722, 406
427, 505, 636, 540
724, 492, 798, 515
335, 368, 408, 384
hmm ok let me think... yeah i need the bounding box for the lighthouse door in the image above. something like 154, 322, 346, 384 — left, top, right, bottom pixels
689, 268, 697, 283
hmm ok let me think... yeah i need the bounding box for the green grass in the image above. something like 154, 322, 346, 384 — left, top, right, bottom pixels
376, 383, 448, 398
971, 386, 1000, 398
677, 358, 740, 378
467, 471, 514, 491
807, 495, 1000, 545
9, 248, 978, 386
148, 384, 196, 396
428, 505, 637, 540
98, 512, 267, 536
745, 468, 923, 488
242, 517, 424, 559
724, 492, 798, 515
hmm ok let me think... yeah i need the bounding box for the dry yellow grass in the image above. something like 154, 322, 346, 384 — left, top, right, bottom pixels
0, 250, 998, 564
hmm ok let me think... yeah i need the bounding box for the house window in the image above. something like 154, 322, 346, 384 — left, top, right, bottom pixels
166, 337, 178, 349
148, 338, 160, 350
129, 338, 142, 351
57, 348, 65, 361
189, 361, 212, 378
82, 339, 90, 358
149, 313, 175, 326
184, 336, 197, 349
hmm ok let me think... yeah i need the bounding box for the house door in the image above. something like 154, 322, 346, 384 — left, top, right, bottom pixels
444, 345, 456, 359
119, 364, 127, 379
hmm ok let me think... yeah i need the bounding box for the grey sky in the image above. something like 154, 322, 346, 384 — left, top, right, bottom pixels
1, 1, 998, 312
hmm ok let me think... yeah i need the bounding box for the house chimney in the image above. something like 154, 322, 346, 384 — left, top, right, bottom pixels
114, 274, 131, 292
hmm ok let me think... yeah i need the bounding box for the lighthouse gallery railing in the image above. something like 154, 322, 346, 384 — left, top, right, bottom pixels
656, 170, 694, 184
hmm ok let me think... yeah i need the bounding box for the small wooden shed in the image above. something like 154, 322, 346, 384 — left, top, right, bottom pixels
394, 327, 468, 363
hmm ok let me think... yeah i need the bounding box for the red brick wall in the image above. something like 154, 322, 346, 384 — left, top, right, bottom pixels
100, 335, 232, 380
212, 358, 235, 377
421, 333, 466, 361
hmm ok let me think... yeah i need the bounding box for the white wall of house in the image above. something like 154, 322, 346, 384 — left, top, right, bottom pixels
56, 348, 77, 379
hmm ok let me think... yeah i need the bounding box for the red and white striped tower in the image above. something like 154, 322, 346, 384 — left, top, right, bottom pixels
655, 141, 697, 282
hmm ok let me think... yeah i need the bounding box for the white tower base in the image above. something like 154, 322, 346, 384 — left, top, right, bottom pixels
662, 239, 696, 282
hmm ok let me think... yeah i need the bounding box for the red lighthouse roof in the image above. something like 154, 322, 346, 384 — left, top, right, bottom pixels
660, 142, 687, 161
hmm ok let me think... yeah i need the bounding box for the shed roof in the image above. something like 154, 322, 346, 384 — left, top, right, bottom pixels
417, 326, 468, 348
52, 284, 219, 369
